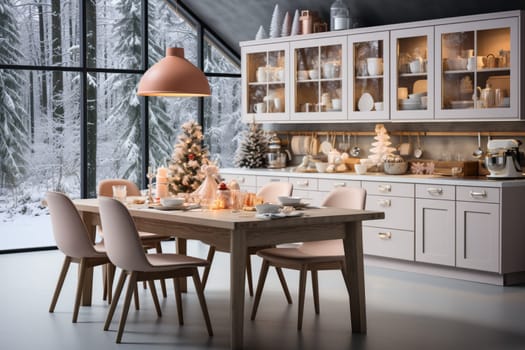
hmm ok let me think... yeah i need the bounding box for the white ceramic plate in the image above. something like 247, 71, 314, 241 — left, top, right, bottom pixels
358, 93, 374, 111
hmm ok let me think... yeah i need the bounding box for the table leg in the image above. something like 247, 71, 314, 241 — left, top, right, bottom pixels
230, 231, 247, 349
176, 238, 188, 293
343, 221, 367, 333
80, 216, 97, 306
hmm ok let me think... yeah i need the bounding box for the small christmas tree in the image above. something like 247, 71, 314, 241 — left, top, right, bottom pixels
235, 121, 267, 168
168, 120, 209, 194
291, 9, 301, 35
255, 25, 267, 40
281, 11, 291, 37
368, 124, 396, 167
269, 4, 282, 38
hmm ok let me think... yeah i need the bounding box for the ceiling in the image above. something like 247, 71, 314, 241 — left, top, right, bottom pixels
179, 0, 525, 57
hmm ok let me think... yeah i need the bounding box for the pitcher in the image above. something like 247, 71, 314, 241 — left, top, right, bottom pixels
477, 83, 495, 108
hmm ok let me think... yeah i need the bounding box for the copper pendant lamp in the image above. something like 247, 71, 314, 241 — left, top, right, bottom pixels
137, 47, 211, 97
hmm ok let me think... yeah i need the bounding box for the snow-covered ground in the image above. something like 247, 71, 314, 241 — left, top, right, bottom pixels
0, 214, 54, 250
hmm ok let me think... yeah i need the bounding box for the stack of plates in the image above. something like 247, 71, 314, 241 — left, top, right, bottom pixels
399, 99, 421, 110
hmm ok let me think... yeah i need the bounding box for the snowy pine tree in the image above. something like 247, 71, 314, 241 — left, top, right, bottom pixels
281, 11, 291, 37
0, 0, 29, 187
291, 9, 301, 35
368, 124, 396, 167
235, 121, 267, 168
255, 25, 267, 40
269, 4, 282, 38
168, 120, 209, 194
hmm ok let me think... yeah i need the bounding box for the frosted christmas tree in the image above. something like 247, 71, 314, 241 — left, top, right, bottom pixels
281, 11, 291, 37
291, 9, 301, 35
368, 124, 396, 168
235, 121, 267, 168
255, 25, 267, 40
269, 4, 282, 38
168, 120, 209, 194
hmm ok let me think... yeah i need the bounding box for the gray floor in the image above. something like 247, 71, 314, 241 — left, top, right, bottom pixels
2, 241, 525, 350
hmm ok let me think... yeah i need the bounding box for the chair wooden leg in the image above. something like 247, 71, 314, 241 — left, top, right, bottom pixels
246, 254, 254, 297
311, 269, 320, 314
297, 266, 308, 331
106, 264, 115, 304
133, 284, 140, 310
192, 270, 213, 336
250, 259, 270, 320
201, 246, 216, 290
173, 278, 184, 325
155, 242, 168, 298
148, 280, 162, 317
104, 270, 127, 331
49, 256, 72, 313
116, 272, 138, 343
72, 258, 87, 323
103, 264, 108, 301
275, 267, 293, 304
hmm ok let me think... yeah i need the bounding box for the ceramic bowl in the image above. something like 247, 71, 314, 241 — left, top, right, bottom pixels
277, 196, 302, 206
255, 203, 281, 214
354, 163, 368, 175
383, 161, 408, 175
160, 197, 184, 207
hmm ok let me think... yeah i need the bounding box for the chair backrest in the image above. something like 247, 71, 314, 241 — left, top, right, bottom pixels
98, 179, 141, 197
46, 191, 100, 258
321, 186, 366, 210
98, 197, 152, 271
256, 182, 293, 204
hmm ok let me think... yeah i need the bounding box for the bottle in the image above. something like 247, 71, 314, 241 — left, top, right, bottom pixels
330, 0, 350, 31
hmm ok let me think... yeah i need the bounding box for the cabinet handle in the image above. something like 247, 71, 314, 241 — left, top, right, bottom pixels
236, 177, 245, 184
296, 180, 309, 187
333, 182, 347, 188
378, 232, 392, 240
469, 190, 487, 198
426, 187, 443, 195
269, 178, 281, 182
378, 199, 391, 207
378, 184, 392, 193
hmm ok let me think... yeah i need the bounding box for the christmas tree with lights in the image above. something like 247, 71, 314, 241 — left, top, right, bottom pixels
168, 120, 209, 194
368, 124, 396, 167
235, 120, 267, 168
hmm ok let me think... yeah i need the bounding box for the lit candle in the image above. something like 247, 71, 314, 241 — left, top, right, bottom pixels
157, 167, 168, 177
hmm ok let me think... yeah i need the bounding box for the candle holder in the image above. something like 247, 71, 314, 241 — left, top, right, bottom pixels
146, 168, 155, 204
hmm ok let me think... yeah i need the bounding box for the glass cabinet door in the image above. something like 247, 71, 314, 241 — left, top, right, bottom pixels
290, 37, 347, 121
435, 18, 518, 119
348, 31, 389, 121
391, 27, 434, 120
242, 43, 289, 122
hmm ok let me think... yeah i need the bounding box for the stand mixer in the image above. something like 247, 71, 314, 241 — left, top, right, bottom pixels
485, 139, 524, 178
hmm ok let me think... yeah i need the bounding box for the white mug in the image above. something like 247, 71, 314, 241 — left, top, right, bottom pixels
256, 67, 266, 82
366, 57, 383, 76
409, 59, 421, 73
331, 98, 342, 110
374, 102, 383, 111
273, 98, 282, 112
253, 102, 266, 113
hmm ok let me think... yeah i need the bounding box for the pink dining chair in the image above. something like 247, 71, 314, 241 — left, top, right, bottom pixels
201, 181, 293, 303
250, 186, 367, 330
98, 178, 169, 299
98, 197, 213, 343
46, 191, 113, 323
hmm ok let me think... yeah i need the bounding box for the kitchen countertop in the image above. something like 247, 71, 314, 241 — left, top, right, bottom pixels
220, 167, 525, 188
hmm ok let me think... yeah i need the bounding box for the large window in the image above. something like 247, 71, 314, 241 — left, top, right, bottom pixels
0, 0, 241, 251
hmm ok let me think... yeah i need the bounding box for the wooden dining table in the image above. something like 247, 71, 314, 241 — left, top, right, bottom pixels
73, 198, 383, 349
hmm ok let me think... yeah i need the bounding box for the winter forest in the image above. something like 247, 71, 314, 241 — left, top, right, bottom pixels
0, 0, 243, 249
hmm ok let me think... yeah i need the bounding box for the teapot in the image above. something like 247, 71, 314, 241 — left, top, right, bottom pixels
476, 83, 495, 108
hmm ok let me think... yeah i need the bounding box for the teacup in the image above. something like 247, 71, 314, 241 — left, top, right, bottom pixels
297, 70, 309, 80
253, 102, 266, 113
409, 59, 421, 73
308, 69, 319, 80
374, 102, 383, 111
331, 98, 342, 110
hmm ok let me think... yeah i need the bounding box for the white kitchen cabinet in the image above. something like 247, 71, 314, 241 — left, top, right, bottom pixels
435, 17, 520, 120
290, 36, 348, 121
242, 42, 290, 122
220, 173, 257, 193
348, 31, 390, 121
363, 226, 414, 261
390, 26, 435, 120
415, 185, 456, 266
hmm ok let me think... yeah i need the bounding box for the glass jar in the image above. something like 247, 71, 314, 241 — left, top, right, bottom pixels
330, 0, 350, 31
215, 183, 231, 209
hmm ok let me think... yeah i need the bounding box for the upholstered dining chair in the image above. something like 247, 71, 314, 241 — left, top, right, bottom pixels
98, 178, 169, 299
98, 197, 213, 343
250, 186, 367, 330
201, 181, 293, 302
46, 191, 113, 323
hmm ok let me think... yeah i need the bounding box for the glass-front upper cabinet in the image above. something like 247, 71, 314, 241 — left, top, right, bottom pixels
242, 43, 289, 122
435, 18, 518, 119
290, 37, 347, 121
391, 27, 434, 120
348, 31, 389, 121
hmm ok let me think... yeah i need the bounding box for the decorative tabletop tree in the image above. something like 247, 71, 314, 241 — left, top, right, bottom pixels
168, 120, 209, 194
235, 120, 267, 168
368, 124, 396, 170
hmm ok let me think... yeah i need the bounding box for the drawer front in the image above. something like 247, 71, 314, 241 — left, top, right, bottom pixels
256, 175, 289, 188
416, 184, 455, 200
289, 177, 318, 191
456, 186, 500, 203
362, 181, 414, 197
363, 227, 415, 261
220, 173, 256, 188
364, 195, 414, 230
318, 179, 361, 192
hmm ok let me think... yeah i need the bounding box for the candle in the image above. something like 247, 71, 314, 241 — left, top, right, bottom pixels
157, 167, 168, 177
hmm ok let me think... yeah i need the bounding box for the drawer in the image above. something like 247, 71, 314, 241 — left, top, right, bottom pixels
220, 173, 256, 188
364, 195, 414, 230
289, 177, 318, 191
362, 181, 414, 197
363, 227, 415, 261
416, 184, 455, 200
256, 175, 289, 188
456, 186, 500, 203
318, 179, 361, 192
